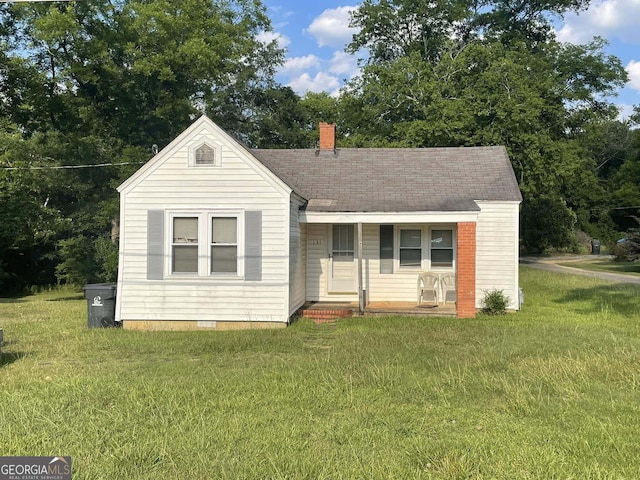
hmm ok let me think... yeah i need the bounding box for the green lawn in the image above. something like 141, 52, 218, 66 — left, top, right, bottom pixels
558, 258, 640, 277
1, 268, 640, 479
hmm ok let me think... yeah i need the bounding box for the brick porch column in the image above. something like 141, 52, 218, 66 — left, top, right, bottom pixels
456, 222, 477, 318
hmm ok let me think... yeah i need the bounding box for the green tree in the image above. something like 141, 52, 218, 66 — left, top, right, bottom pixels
521, 196, 578, 253
7, 0, 283, 147
248, 86, 313, 148
609, 122, 640, 232
0, 0, 284, 290
0, 122, 66, 292
341, 0, 628, 243
349, 0, 591, 64
289, 92, 344, 148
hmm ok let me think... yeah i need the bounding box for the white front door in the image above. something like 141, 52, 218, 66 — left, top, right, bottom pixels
328, 224, 357, 293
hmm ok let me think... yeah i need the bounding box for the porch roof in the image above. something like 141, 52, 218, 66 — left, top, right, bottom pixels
251, 146, 522, 213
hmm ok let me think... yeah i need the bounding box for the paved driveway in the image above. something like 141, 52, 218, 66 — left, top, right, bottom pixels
520, 255, 640, 285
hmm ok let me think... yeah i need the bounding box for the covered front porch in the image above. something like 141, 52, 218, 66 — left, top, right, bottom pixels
303, 217, 477, 319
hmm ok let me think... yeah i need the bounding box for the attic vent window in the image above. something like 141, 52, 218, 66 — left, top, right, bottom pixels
195, 144, 215, 165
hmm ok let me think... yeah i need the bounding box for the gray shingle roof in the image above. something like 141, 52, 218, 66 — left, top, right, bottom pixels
251, 146, 522, 212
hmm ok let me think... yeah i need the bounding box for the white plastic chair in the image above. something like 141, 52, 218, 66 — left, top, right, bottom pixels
417, 272, 439, 305
441, 273, 456, 304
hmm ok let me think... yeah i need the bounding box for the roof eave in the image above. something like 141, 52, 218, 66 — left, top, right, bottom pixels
300, 210, 481, 224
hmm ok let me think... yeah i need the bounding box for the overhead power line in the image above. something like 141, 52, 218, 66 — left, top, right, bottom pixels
1, 161, 145, 171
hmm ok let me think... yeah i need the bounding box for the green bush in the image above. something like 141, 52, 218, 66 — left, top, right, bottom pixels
612, 236, 640, 262
612, 217, 640, 262
94, 236, 119, 282
481, 289, 510, 315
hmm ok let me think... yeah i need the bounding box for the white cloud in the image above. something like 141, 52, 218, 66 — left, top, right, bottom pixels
627, 60, 640, 90
556, 0, 640, 44
305, 6, 358, 48
282, 54, 322, 74
279, 52, 360, 95
288, 72, 341, 96
329, 51, 360, 78
616, 103, 636, 121
257, 31, 291, 49
555, 24, 581, 44
266, 4, 294, 18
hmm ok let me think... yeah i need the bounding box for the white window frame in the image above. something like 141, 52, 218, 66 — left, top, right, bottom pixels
166, 210, 244, 278
397, 225, 423, 270
428, 226, 456, 271
394, 225, 457, 271
188, 139, 222, 168
208, 213, 242, 275
170, 214, 200, 274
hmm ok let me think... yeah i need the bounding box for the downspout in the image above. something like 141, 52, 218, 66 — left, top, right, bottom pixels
358, 222, 364, 315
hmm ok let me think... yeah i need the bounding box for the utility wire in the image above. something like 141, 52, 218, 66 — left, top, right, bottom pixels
0, 161, 145, 171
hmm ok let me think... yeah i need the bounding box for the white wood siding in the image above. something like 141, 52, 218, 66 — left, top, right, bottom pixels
288, 194, 306, 315
475, 201, 520, 310
362, 224, 423, 302
363, 224, 460, 302
306, 224, 329, 301
116, 124, 291, 323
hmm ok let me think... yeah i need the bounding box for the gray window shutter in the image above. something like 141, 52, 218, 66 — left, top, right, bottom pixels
380, 224, 394, 274
147, 210, 164, 280
245, 211, 262, 281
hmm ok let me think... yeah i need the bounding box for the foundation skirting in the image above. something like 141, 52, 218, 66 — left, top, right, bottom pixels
122, 320, 287, 331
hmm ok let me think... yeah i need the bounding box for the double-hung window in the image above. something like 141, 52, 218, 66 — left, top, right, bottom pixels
395, 226, 455, 270
210, 217, 237, 274
169, 212, 241, 276
430, 229, 454, 268
399, 228, 422, 268
172, 216, 199, 273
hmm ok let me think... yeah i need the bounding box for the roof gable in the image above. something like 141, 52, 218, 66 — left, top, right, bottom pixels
117, 115, 291, 196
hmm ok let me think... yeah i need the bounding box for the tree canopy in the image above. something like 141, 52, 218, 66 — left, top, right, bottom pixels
0, 0, 638, 291
0, 0, 286, 292
343, 0, 630, 246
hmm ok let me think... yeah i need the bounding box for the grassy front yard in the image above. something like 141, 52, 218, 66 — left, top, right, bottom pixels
1, 268, 640, 479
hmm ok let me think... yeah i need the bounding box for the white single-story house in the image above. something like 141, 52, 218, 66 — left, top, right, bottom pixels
115, 116, 522, 330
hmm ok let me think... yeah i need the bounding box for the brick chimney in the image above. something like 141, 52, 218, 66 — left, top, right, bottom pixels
319, 122, 336, 151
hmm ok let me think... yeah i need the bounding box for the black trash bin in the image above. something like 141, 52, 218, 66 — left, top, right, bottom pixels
82, 283, 117, 328
591, 239, 601, 255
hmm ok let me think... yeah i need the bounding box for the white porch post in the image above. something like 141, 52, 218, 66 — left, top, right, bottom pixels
358, 222, 364, 315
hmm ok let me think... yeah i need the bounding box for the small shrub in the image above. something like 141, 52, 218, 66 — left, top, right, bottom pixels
612, 235, 640, 262
481, 289, 510, 315
94, 236, 119, 283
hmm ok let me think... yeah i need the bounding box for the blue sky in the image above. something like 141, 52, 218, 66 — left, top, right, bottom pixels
262, 0, 640, 120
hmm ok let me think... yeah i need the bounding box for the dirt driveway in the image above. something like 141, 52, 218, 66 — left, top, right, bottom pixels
520, 255, 640, 285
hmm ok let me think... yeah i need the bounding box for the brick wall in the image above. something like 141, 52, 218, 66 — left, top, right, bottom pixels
456, 222, 477, 318
319, 122, 336, 150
